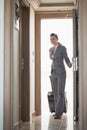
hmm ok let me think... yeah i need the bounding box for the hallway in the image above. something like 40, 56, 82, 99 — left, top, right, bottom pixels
14, 114, 78, 130
1, 0, 87, 129
14, 69, 79, 130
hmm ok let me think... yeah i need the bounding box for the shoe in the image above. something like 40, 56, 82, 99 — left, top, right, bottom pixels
53, 114, 56, 117
54, 115, 61, 119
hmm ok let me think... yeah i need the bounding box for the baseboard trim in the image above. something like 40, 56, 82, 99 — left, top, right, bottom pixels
32, 111, 36, 116
14, 120, 22, 128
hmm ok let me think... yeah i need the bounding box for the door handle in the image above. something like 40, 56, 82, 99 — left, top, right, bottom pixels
72, 57, 79, 71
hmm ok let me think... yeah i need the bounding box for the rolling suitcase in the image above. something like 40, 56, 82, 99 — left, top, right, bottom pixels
47, 92, 55, 113
47, 91, 68, 113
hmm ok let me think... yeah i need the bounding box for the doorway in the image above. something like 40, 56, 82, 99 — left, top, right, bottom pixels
41, 19, 73, 128
35, 11, 79, 124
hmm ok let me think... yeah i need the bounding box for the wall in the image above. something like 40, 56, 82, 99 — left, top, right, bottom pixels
0, 0, 4, 129
79, 0, 87, 130
13, 28, 19, 125
4, 0, 13, 129
30, 6, 35, 121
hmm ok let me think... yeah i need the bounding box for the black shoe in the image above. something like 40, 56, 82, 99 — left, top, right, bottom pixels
54, 115, 61, 119
53, 114, 56, 117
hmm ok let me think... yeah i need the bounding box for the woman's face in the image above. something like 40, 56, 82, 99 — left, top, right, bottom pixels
50, 36, 58, 45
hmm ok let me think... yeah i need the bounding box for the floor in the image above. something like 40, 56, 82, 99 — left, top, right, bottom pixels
14, 70, 79, 130
14, 113, 79, 130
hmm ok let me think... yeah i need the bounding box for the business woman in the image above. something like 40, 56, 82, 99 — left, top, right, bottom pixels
49, 33, 72, 119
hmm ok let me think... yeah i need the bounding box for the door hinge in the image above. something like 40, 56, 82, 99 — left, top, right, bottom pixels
21, 58, 24, 70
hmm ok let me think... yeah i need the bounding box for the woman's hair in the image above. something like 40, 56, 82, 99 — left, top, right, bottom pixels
50, 33, 58, 39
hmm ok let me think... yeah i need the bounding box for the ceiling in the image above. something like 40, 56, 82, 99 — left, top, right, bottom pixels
28, 0, 77, 11
39, 0, 75, 3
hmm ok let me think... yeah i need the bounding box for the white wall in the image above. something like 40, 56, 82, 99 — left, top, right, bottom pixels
13, 28, 19, 125
30, 6, 35, 121
79, 0, 87, 129
0, 0, 4, 130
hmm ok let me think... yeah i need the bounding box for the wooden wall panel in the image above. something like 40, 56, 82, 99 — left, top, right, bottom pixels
35, 14, 41, 115
79, 0, 87, 129
4, 0, 13, 130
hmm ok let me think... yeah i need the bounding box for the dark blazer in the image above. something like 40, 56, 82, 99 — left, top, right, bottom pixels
49, 43, 71, 75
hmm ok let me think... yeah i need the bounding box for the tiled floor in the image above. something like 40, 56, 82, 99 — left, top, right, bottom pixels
14, 113, 79, 130
14, 70, 79, 130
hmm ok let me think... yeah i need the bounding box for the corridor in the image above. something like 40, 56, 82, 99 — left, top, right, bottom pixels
14, 71, 79, 130
1, 0, 87, 130
14, 114, 78, 130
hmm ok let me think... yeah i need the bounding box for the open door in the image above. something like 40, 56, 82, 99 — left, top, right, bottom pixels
73, 9, 79, 122
19, 1, 30, 122
35, 11, 77, 116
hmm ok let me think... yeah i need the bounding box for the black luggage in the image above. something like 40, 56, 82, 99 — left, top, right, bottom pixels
47, 92, 55, 113
47, 91, 68, 113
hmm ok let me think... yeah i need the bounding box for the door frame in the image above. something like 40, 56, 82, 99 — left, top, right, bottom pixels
35, 10, 74, 115
73, 10, 79, 121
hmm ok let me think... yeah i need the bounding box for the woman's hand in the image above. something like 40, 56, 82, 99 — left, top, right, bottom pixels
68, 63, 72, 68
